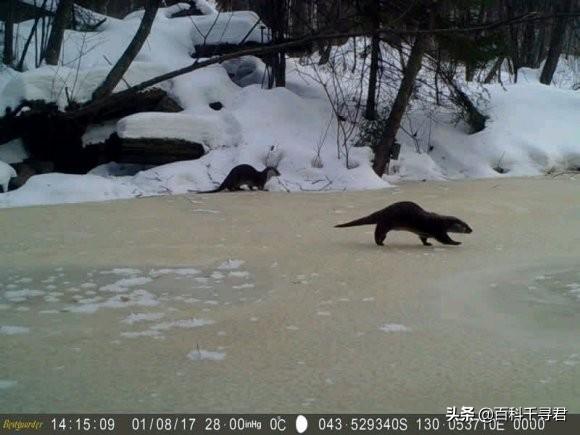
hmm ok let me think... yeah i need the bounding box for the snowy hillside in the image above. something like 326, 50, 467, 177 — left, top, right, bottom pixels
0, 2, 579, 208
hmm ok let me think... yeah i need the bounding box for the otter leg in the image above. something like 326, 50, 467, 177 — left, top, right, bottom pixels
374, 223, 389, 246
420, 236, 432, 246
435, 233, 461, 245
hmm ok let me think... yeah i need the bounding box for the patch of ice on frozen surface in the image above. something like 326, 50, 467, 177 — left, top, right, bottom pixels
210, 271, 224, 279
149, 268, 201, 277
100, 277, 153, 292
4, 289, 45, 301
0, 325, 30, 335
229, 271, 250, 278
100, 268, 143, 276
65, 290, 159, 313
80, 283, 97, 289
121, 312, 166, 324
0, 380, 17, 389
121, 330, 164, 339
233, 283, 255, 289
187, 348, 225, 361
379, 323, 411, 333
217, 259, 245, 270
150, 318, 215, 331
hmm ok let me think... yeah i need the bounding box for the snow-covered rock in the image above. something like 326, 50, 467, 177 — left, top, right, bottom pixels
0, 161, 17, 193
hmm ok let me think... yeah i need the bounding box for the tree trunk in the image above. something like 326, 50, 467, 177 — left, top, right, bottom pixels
364, 34, 380, 120
92, 0, 161, 100
540, 0, 573, 85
520, 16, 536, 68
271, 0, 286, 87
3, 0, 15, 65
504, 0, 520, 82
445, 74, 487, 133
484, 57, 504, 83
535, 18, 548, 67
465, 63, 475, 82
43, 0, 74, 65
372, 31, 429, 176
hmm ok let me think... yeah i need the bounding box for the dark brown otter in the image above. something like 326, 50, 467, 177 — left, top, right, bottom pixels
335, 201, 472, 246
199, 164, 280, 193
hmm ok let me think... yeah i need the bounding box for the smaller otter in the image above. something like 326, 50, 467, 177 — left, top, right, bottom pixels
199, 164, 280, 193
335, 201, 472, 246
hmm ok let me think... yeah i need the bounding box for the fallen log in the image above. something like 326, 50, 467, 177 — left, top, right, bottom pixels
116, 136, 205, 165
0, 89, 184, 173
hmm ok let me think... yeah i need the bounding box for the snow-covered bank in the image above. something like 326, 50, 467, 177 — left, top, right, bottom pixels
392, 78, 580, 181
0, 4, 579, 208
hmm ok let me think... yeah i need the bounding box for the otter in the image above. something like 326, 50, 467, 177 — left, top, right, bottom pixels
335, 201, 472, 246
199, 164, 280, 193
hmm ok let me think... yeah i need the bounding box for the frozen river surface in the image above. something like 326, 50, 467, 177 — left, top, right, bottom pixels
1, 176, 579, 412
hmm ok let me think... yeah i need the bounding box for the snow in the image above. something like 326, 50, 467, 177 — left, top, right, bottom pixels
117, 112, 241, 149
0, 3, 579, 209
82, 122, 118, 146
0, 140, 27, 165
192, 0, 218, 16
190, 11, 270, 47
0, 63, 171, 113
0, 173, 138, 207
0, 161, 17, 192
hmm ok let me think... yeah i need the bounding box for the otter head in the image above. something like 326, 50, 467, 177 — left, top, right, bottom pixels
264, 167, 281, 180
447, 218, 473, 234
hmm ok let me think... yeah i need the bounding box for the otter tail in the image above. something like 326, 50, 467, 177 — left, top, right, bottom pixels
335, 213, 378, 228
198, 183, 225, 194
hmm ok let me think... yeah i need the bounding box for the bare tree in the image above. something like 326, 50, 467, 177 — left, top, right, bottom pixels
540, 0, 574, 84
364, 0, 380, 120
92, 0, 161, 100
44, 0, 75, 65
3, 0, 15, 65
372, 30, 430, 176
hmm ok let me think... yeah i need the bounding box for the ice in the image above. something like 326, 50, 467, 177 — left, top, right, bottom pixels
65, 289, 160, 313
150, 318, 215, 331
187, 348, 226, 361
99, 277, 153, 293
217, 260, 245, 270
379, 324, 412, 333
0, 326, 30, 335
149, 268, 201, 277
0, 380, 18, 389
121, 312, 166, 324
